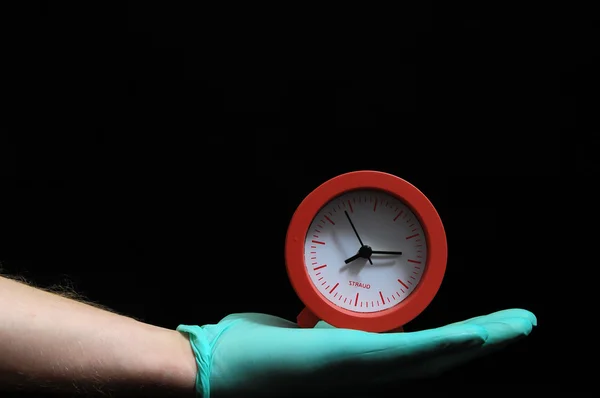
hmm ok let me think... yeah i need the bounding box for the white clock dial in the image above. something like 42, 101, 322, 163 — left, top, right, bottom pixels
303, 189, 427, 313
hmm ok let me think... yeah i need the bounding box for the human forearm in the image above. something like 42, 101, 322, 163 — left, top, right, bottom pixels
0, 276, 197, 396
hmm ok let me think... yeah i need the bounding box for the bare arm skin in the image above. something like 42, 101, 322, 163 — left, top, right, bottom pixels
0, 276, 197, 396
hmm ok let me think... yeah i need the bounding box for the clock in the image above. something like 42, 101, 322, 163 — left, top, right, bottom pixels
285, 170, 447, 333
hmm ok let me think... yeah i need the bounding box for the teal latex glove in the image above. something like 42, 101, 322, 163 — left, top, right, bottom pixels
177, 308, 536, 398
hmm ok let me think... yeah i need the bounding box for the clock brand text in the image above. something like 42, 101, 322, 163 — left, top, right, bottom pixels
348, 281, 371, 289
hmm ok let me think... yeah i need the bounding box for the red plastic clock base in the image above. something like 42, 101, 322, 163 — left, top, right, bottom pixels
297, 307, 404, 333
297, 307, 320, 328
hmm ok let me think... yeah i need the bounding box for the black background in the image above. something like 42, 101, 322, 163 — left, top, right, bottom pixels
1, 1, 596, 391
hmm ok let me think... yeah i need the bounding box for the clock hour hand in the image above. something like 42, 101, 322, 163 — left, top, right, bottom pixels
345, 250, 403, 264
344, 211, 373, 264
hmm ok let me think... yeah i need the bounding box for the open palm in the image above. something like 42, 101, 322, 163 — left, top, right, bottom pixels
177, 308, 536, 398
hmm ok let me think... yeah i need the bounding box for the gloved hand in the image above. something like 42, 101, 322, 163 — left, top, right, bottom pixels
177, 308, 536, 398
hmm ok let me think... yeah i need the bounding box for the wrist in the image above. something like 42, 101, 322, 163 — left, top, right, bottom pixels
135, 322, 197, 397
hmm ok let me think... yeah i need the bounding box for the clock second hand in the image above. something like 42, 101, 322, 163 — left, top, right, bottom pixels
371, 251, 403, 255
344, 253, 361, 264
344, 210, 373, 265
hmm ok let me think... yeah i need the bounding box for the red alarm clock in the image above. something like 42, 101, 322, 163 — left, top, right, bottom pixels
285, 171, 447, 333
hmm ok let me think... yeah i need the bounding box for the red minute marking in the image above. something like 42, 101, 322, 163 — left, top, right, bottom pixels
330, 283, 339, 294
398, 279, 409, 289
393, 210, 404, 221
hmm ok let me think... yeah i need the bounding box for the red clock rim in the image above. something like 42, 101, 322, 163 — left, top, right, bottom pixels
285, 170, 448, 332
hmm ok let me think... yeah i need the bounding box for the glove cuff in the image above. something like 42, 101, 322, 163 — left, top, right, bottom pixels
176, 324, 212, 398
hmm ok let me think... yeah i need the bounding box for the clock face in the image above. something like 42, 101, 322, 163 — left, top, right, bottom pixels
303, 189, 427, 313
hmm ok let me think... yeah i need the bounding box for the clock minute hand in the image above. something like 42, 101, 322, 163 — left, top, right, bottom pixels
344, 210, 373, 265
344, 210, 365, 246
